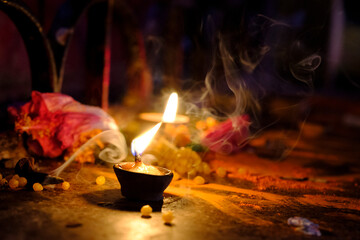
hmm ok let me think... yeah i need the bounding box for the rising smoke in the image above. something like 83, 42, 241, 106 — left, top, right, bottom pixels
51, 129, 127, 176
186, 14, 321, 127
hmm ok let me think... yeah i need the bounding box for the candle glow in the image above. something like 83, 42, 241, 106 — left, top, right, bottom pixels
131, 122, 162, 156
162, 92, 178, 123
131, 92, 179, 156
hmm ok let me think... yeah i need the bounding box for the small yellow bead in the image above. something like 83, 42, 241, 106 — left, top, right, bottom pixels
162, 211, 174, 224
96, 176, 106, 185
195, 120, 207, 130
9, 179, 19, 189
216, 167, 227, 178
193, 176, 205, 185
33, 183, 43, 192
62, 181, 70, 190
206, 117, 218, 128
12, 174, 20, 180
18, 177, 27, 188
202, 162, 211, 175
140, 205, 152, 217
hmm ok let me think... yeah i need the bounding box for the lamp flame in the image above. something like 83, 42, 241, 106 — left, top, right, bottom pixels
131, 122, 162, 156
131, 93, 178, 156
162, 92, 178, 123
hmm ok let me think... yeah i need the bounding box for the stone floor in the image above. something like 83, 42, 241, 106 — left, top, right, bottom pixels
1, 125, 360, 240
1, 95, 360, 239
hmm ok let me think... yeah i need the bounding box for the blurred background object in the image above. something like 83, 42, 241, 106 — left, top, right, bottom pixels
0, 0, 359, 130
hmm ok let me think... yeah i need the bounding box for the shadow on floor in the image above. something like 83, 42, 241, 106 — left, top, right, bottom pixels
82, 189, 181, 212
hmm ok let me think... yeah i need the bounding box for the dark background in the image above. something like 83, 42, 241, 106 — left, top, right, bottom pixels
0, 0, 359, 124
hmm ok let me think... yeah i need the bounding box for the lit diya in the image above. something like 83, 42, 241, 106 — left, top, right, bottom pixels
138, 92, 189, 124
113, 93, 179, 201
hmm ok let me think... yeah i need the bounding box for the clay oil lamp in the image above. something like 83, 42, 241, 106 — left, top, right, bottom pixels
113, 93, 180, 201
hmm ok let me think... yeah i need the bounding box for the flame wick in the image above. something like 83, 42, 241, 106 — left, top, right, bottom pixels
131, 92, 178, 163
134, 152, 141, 163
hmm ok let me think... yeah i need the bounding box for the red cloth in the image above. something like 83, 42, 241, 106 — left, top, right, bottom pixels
8, 91, 117, 158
